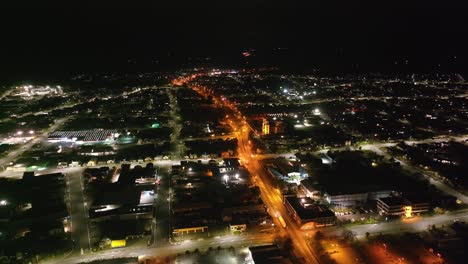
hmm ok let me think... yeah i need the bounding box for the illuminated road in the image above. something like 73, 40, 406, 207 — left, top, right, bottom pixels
41, 233, 274, 264
190, 84, 320, 263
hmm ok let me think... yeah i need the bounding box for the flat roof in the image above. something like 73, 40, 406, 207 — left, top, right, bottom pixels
93, 184, 154, 207
300, 178, 318, 191
272, 158, 298, 175
172, 208, 220, 229
285, 197, 335, 220
323, 183, 388, 196
249, 245, 291, 264
378, 196, 409, 206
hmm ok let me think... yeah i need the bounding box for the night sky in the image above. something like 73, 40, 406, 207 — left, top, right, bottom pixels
1, 2, 468, 80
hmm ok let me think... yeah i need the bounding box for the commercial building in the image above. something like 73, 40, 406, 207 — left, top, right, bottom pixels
48, 129, 119, 144
300, 179, 321, 198
89, 184, 154, 220
266, 158, 308, 184
171, 208, 218, 239
377, 196, 430, 217
324, 191, 369, 208
247, 245, 293, 264
172, 225, 208, 237
301, 178, 394, 208
284, 196, 336, 229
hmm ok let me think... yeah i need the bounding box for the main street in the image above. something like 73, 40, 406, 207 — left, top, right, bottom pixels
191, 84, 321, 263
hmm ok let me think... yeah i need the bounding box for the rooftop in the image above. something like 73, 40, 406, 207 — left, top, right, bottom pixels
285, 196, 335, 220
378, 196, 409, 206
92, 184, 154, 207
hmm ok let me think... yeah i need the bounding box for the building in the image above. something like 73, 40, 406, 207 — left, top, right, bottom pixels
89, 184, 154, 220
172, 225, 208, 237
316, 182, 394, 208
377, 196, 430, 217
324, 191, 368, 208
406, 195, 431, 215
247, 245, 293, 264
300, 179, 321, 198
48, 129, 119, 144
284, 196, 336, 229
377, 196, 409, 216
229, 222, 247, 234
262, 119, 270, 135
222, 203, 268, 228
78, 145, 115, 156
171, 208, 218, 240
272, 120, 285, 134
266, 158, 308, 184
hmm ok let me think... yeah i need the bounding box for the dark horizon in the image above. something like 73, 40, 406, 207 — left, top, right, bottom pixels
2, 2, 468, 81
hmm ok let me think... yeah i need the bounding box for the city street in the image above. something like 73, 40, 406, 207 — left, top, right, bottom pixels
42, 233, 274, 264
192, 84, 321, 263
66, 169, 92, 253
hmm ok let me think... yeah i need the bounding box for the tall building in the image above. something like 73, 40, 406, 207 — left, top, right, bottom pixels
262, 119, 270, 135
